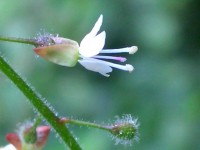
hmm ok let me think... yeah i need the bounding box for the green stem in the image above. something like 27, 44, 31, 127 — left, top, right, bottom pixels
33, 117, 42, 129
0, 36, 37, 46
63, 118, 112, 132
0, 54, 82, 150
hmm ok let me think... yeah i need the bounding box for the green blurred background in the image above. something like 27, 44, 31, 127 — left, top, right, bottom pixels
0, 0, 200, 150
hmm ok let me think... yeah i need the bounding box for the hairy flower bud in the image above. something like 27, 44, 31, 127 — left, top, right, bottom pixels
5, 121, 50, 150
111, 123, 136, 140
110, 114, 139, 145
23, 126, 37, 144
34, 36, 79, 67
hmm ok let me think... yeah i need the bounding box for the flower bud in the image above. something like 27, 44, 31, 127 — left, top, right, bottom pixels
111, 123, 136, 140
23, 126, 37, 144
5, 121, 50, 150
34, 36, 79, 67
110, 114, 139, 145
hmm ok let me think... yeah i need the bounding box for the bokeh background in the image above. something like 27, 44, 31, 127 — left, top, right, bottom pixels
0, 0, 200, 150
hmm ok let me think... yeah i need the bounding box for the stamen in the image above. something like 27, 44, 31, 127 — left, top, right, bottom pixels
100, 46, 138, 54
125, 64, 134, 72
85, 57, 134, 72
92, 55, 127, 62
129, 46, 138, 54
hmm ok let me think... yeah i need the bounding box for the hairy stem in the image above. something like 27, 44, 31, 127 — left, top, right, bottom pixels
0, 54, 82, 150
0, 36, 37, 46
61, 118, 111, 132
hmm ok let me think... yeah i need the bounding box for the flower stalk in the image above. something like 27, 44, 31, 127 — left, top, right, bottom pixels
0, 54, 82, 150
60, 118, 111, 132
0, 36, 38, 46
60, 114, 139, 145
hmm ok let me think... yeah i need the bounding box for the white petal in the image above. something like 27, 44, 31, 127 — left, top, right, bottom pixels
78, 59, 112, 77
0, 144, 17, 150
90, 14, 103, 36
79, 31, 106, 57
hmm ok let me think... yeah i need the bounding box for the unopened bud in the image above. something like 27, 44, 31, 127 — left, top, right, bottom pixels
5, 121, 50, 150
110, 114, 139, 145
34, 35, 79, 67
23, 126, 37, 144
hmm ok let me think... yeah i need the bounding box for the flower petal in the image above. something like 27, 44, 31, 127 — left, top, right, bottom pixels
79, 15, 105, 57
79, 31, 106, 57
89, 14, 103, 36
78, 59, 112, 77
0, 144, 17, 150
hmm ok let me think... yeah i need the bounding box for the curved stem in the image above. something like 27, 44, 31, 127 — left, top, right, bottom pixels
0, 54, 82, 150
0, 36, 37, 46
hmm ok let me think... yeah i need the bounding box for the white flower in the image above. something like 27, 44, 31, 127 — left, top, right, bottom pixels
34, 15, 137, 77
78, 14, 138, 77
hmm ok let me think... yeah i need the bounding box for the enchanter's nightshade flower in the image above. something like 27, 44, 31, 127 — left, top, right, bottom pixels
78, 15, 138, 77
34, 15, 138, 77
